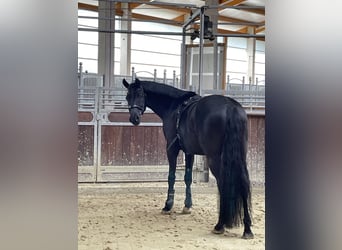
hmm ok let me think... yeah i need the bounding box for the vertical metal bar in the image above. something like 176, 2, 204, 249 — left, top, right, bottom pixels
96, 118, 102, 182
79, 63, 84, 87
163, 69, 167, 84
79, 62, 84, 110
78, 62, 83, 88
249, 76, 252, 107
242, 76, 245, 105
188, 47, 194, 91
222, 37, 228, 90
227, 74, 230, 91
213, 37, 218, 89
181, 27, 186, 89
131, 67, 135, 81
256, 77, 259, 107
93, 87, 99, 181
173, 70, 176, 87
120, 2, 131, 76
98, 1, 115, 88
198, 7, 205, 96
154, 69, 157, 81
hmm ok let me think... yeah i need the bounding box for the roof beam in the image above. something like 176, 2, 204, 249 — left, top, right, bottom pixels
144, 4, 192, 14
256, 26, 265, 33
236, 27, 248, 33
129, 1, 192, 14
78, 2, 98, 12
192, 23, 250, 35
217, 27, 251, 35
218, 14, 254, 25
239, 4, 265, 15
130, 12, 182, 26
172, 14, 187, 23
219, 0, 246, 7
129, 1, 147, 9
115, 2, 124, 16
218, 15, 264, 35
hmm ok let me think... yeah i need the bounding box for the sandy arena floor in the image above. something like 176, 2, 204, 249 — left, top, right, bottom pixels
78, 182, 265, 250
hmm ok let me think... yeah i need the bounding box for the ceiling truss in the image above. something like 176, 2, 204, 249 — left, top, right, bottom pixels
78, 1, 265, 41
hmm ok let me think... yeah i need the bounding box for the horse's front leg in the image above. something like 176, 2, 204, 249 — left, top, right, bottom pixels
182, 154, 194, 214
162, 148, 179, 214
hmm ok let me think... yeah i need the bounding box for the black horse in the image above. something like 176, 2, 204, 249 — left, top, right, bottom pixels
123, 78, 253, 239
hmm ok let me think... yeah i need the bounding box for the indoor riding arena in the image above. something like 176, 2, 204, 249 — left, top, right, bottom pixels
78, 1, 265, 249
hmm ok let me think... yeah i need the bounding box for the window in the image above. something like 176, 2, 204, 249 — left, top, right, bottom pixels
78, 9, 98, 73
226, 37, 248, 82
131, 21, 182, 78
226, 37, 265, 84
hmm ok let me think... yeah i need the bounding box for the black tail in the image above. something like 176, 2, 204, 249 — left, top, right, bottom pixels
219, 106, 252, 228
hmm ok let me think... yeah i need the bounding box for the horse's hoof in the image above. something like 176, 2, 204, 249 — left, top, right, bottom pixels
161, 209, 172, 215
211, 228, 225, 234
182, 207, 191, 214
242, 232, 254, 239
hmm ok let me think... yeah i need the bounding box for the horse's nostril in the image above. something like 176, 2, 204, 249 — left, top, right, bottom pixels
129, 115, 140, 125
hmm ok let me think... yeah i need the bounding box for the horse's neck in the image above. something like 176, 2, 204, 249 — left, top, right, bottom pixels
145, 92, 176, 120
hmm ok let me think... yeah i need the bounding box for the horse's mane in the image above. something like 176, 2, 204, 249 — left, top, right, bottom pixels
140, 81, 197, 100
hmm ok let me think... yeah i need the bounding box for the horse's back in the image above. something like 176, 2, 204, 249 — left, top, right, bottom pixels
198, 95, 243, 111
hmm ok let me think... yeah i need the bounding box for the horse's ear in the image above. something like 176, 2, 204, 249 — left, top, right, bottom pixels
122, 79, 129, 89
135, 78, 141, 85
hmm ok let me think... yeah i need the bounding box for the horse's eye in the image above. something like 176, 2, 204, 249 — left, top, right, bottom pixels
137, 89, 144, 96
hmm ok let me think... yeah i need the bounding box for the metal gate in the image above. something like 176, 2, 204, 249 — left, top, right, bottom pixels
185, 43, 225, 91
78, 73, 102, 182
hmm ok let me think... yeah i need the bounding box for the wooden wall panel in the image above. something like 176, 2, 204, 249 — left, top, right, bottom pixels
78, 111, 264, 184
78, 125, 94, 166
246, 115, 265, 184
130, 126, 145, 165
122, 127, 131, 165
78, 112, 93, 122
100, 126, 170, 166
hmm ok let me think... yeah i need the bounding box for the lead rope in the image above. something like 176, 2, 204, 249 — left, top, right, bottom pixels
166, 99, 183, 151
166, 136, 178, 151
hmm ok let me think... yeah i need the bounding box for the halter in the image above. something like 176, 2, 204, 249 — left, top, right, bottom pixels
128, 104, 146, 114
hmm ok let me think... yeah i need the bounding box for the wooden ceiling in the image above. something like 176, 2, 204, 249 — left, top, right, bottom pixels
78, 0, 265, 40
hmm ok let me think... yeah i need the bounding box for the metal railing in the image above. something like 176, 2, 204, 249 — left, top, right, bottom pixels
78, 64, 265, 113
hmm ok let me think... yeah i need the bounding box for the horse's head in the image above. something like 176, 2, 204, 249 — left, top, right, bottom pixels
123, 78, 146, 126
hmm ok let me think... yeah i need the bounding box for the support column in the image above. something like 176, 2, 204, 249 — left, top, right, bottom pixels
98, 1, 115, 87
247, 27, 256, 83
205, 0, 219, 89
180, 13, 191, 89
120, 3, 131, 76
198, 7, 205, 95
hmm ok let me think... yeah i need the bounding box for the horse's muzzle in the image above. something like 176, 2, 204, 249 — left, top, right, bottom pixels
129, 110, 141, 126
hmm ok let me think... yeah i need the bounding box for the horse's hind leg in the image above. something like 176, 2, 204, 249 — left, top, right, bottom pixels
182, 154, 194, 214
162, 149, 178, 214
207, 156, 225, 234
242, 185, 254, 239
212, 187, 225, 234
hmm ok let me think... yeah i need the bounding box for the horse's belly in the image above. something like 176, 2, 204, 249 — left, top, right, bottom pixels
182, 131, 223, 156
181, 134, 205, 155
